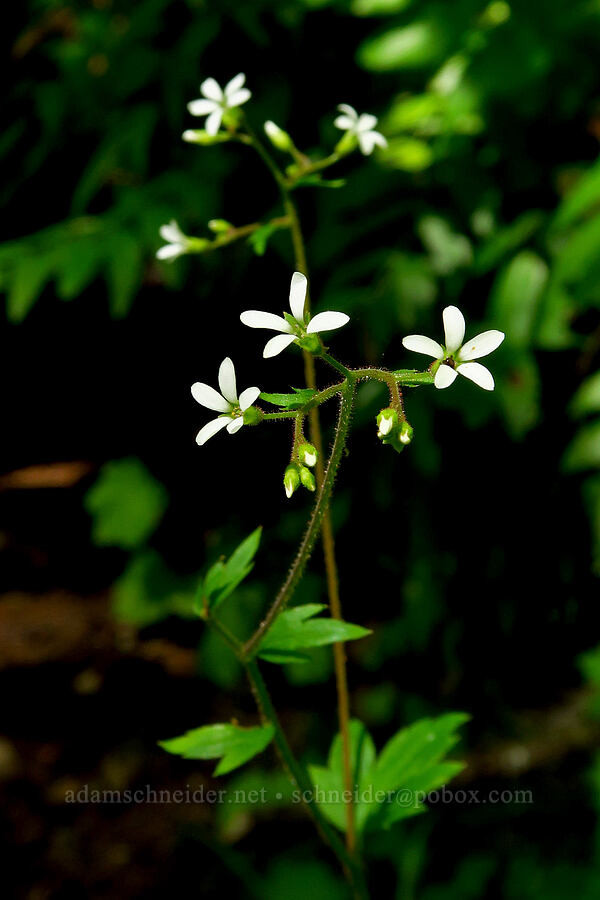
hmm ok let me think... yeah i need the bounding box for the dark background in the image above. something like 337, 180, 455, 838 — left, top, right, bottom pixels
2, 0, 600, 897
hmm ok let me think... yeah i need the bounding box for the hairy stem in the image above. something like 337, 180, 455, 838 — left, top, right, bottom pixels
242, 382, 356, 658
245, 659, 369, 899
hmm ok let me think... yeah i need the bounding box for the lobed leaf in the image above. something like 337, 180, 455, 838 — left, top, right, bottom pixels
258, 604, 371, 663
159, 722, 275, 776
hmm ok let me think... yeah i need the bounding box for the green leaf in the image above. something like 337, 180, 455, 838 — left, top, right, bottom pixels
562, 420, 600, 472
418, 216, 472, 275
358, 21, 446, 71
106, 231, 143, 318
258, 604, 371, 664
490, 251, 548, 350
291, 175, 346, 190
309, 720, 376, 831
84, 457, 167, 550
199, 527, 263, 611
473, 211, 543, 275
381, 137, 433, 172
260, 387, 316, 409
570, 372, 600, 418
248, 223, 277, 256
7, 251, 58, 322
113, 550, 197, 626
553, 160, 600, 231
351, 0, 412, 16
159, 723, 275, 776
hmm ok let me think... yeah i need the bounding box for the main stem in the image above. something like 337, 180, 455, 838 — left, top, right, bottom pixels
245, 659, 369, 899
245, 122, 358, 858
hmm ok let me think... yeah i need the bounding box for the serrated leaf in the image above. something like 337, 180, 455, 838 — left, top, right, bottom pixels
159, 723, 275, 776
308, 720, 376, 831
84, 457, 167, 550
199, 527, 262, 612
260, 388, 317, 409
258, 604, 371, 664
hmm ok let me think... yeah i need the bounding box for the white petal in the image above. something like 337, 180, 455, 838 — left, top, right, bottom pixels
337, 104, 358, 120
457, 330, 505, 361
356, 113, 378, 133
224, 73, 246, 96
196, 416, 230, 445
226, 88, 251, 108
334, 115, 356, 131
205, 108, 223, 136
289, 271, 307, 322
306, 310, 350, 333
456, 362, 495, 391
263, 333, 297, 358
358, 132, 378, 155
218, 357, 237, 404
368, 131, 387, 150
240, 310, 292, 332
200, 77, 223, 101
443, 306, 466, 353
191, 382, 231, 412
402, 335, 444, 358
226, 417, 245, 434
239, 386, 261, 411
434, 364, 458, 389
159, 220, 184, 243
156, 243, 184, 260
187, 98, 218, 116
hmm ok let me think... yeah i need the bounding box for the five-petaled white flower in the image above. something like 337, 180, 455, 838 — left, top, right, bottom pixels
402, 306, 505, 391
191, 358, 260, 445
187, 74, 251, 137
157, 220, 189, 261
240, 272, 350, 358
334, 104, 388, 156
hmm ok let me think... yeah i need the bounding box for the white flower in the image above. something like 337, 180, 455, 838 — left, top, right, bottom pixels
402, 306, 505, 391
240, 272, 350, 358
191, 357, 260, 445
187, 73, 251, 136
157, 220, 188, 261
334, 104, 387, 156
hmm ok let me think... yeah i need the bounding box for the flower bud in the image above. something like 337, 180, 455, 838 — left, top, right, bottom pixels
243, 406, 263, 426
208, 219, 232, 234
284, 464, 300, 499
264, 120, 293, 152
298, 442, 318, 467
182, 129, 230, 145
299, 466, 316, 492
377, 407, 398, 438
399, 421, 414, 445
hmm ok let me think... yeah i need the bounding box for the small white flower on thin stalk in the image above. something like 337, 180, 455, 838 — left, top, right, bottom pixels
187, 74, 251, 136
240, 272, 349, 358
334, 104, 387, 156
157, 220, 189, 261
191, 358, 260, 445
402, 306, 505, 391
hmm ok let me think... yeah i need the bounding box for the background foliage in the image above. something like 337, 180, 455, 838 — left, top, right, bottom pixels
3, 0, 600, 896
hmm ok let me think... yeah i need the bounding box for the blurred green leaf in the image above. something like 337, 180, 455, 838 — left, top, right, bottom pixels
84, 457, 167, 549
258, 604, 371, 664
382, 137, 433, 171
351, 0, 412, 16
159, 722, 275, 776
358, 21, 446, 71
562, 420, 600, 471
490, 251, 548, 349
553, 160, 600, 231
114, 550, 196, 626
570, 372, 600, 418
418, 216, 472, 275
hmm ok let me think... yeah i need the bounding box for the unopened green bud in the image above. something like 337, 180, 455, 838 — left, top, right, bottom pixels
284, 464, 300, 499
298, 442, 318, 467
299, 466, 316, 492
182, 129, 231, 145
243, 406, 263, 426
208, 219, 232, 234
399, 421, 414, 445
264, 120, 293, 152
377, 408, 398, 438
